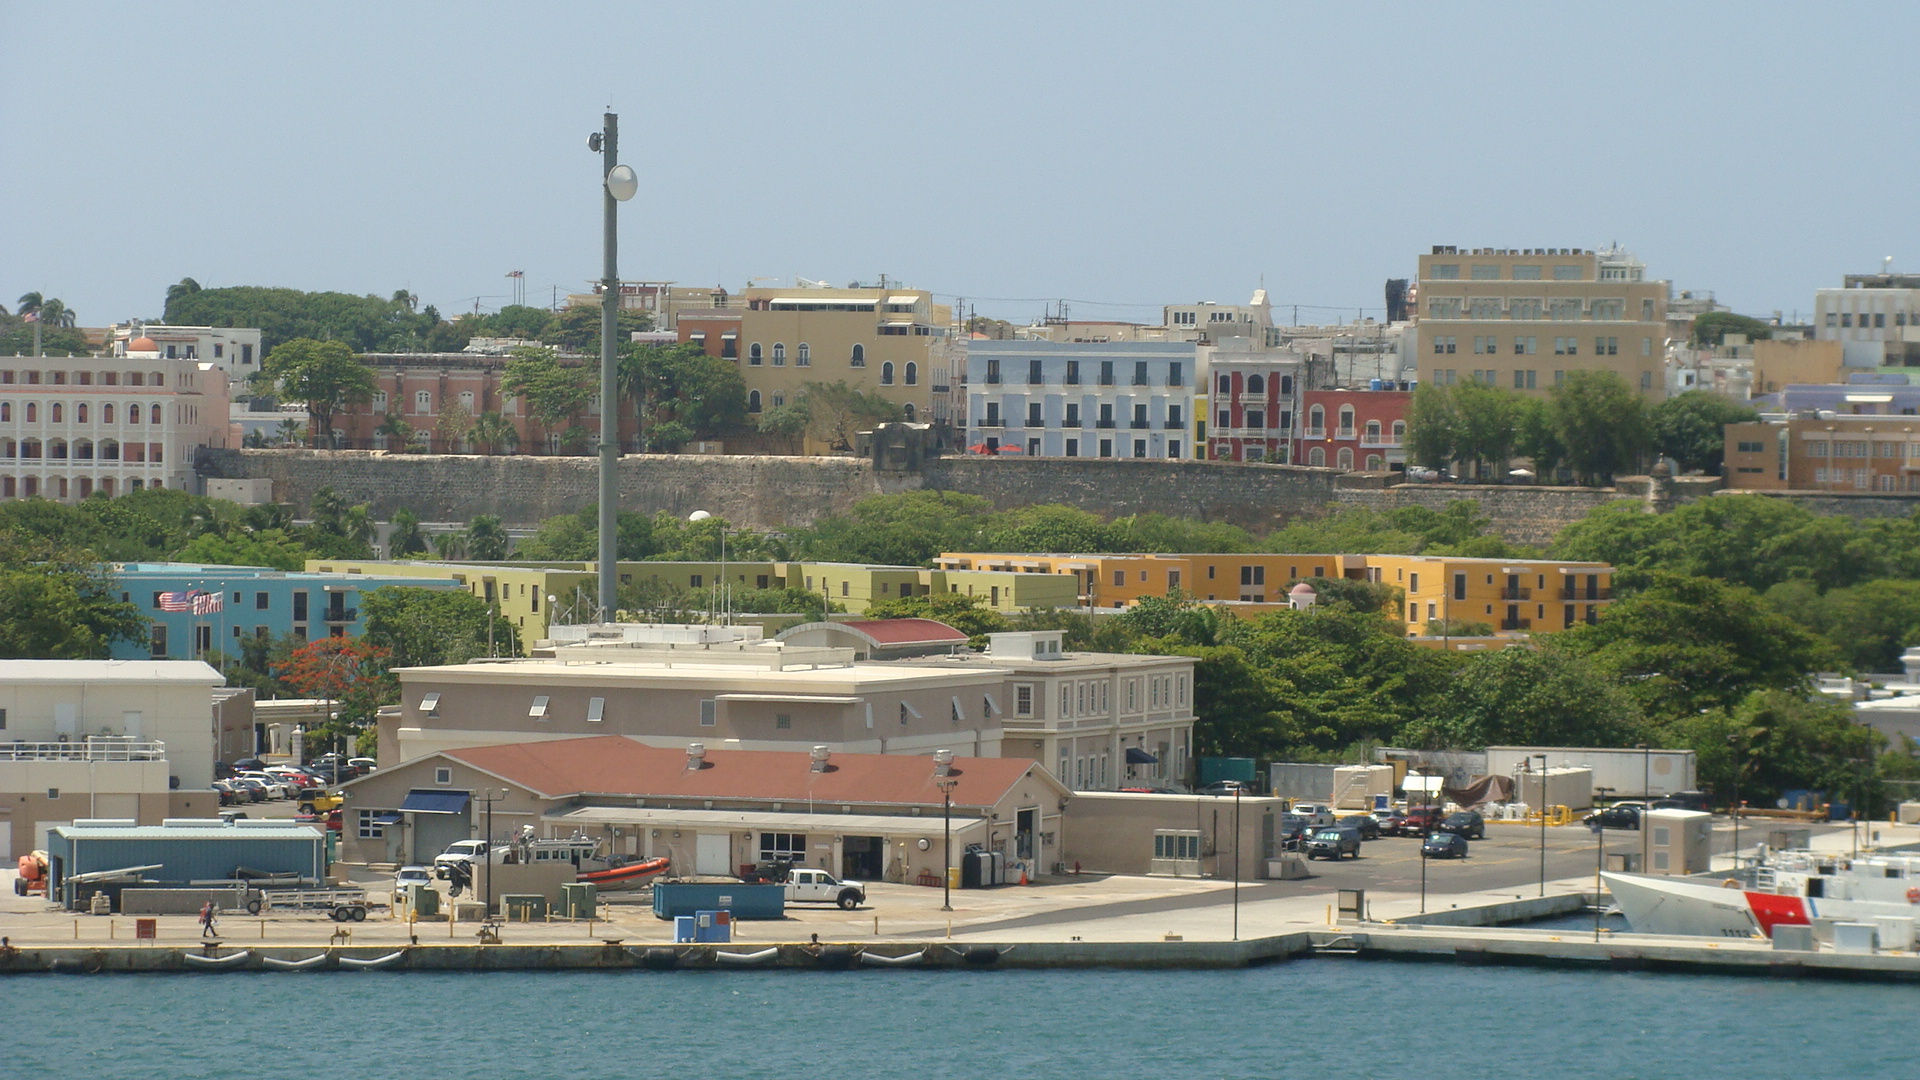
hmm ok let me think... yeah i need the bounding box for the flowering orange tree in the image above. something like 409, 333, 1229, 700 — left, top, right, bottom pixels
276, 636, 392, 755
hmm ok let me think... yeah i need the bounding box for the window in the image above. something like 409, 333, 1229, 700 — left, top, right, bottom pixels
1065, 437, 1078, 457
357, 810, 387, 839
749, 342, 763, 365
849, 343, 863, 366
1553, 337, 1578, 356
1015, 684, 1033, 716
759, 832, 806, 862
1168, 362, 1182, 387
1099, 361, 1114, 386
1595, 336, 1619, 356
1428, 298, 1463, 319
796, 343, 809, 366
1512, 369, 1536, 389
1029, 360, 1044, 385
748, 389, 762, 413
700, 699, 717, 726
1065, 360, 1080, 385
775, 713, 792, 729
904, 361, 917, 385
1027, 403, 1042, 426
1513, 336, 1537, 355
1065, 403, 1081, 426
529, 695, 550, 719
1552, 264, 1583, 280
1473, 335, 1496, 354
1133, 361, 1149, 386
1431, 336, 1457, 354
881, 362, 895, 385
586, 696, 605, 722
1217, 373, 1230, 393
772, 343, 786, 366
1428, 264, 1460, 279
1736, 440, 1765, 454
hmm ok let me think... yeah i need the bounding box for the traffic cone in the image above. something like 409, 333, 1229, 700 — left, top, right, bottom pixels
1019, 869, 1028, 886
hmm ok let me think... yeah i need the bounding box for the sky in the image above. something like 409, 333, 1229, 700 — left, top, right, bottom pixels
6, 2, 1918, 330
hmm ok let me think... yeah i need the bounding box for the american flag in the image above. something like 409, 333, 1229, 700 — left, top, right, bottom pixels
158, 591, 194, 612
192, 591, 224, 615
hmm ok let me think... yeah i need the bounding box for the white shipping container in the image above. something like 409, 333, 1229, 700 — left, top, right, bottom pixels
1487, 746, 1696, 800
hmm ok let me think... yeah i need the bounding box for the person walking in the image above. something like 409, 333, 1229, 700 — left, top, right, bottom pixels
199, 900, 218, 938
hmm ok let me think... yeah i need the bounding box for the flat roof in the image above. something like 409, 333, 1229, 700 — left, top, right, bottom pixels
0, 659, 222, 683
397, 657, 1008, 687
547, 805, 990, 835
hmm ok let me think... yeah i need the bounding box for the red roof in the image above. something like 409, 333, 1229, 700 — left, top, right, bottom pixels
445, 735, 1046, 809
837, 618, 969, 645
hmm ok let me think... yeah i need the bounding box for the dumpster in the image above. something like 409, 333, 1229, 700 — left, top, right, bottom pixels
560, 882, 596, 919
652, 882, 784, 920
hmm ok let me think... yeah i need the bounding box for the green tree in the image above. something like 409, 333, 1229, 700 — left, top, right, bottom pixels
434, 401, 476, 452
479, 304, 556, 339
1405, 647, 1644, 749
388, 508, 429, 557
762, 381, 901, 451
172, 529, 314, 571
619, 342, 749, 452
0, 547, 145, 658
470, 411, 519, 455
1403, 384, 1459, 472
1546, 370, 1650, 485
361, 585, 521, 665
1515, 397, 1566, 481
542, 303, 653, 352
501, 347, 590, 452
1691, 311, 1775, 347
164, 284, 440, 353
789, 491, 993, 566
1649, 390, 1760, 474
1449, 378, 1522, 480
465, 514, 510, 560
256, 338, 376, 448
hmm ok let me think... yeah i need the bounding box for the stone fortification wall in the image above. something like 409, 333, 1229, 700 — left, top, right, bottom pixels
919, 457, 1342, 531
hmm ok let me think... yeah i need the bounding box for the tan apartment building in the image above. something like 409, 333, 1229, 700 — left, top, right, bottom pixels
678, 285, 953, 429
1416, 245, 1669, 398
1723, 415, 1920, 493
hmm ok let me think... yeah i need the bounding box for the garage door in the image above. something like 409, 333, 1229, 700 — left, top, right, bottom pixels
413, 811, 472, 864
695, 832, 732, 876
0, 820, 11, 860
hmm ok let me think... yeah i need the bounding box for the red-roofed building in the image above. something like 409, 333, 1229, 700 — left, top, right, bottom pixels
338, 735, 1069, 883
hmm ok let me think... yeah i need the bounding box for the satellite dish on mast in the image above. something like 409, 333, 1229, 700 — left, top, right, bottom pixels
606, 165, 638, 202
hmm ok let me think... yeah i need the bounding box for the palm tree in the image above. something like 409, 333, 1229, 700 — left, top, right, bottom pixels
465, 515, 509, 560
388, 508, 429, 556
432, 530, 469, 560
376, 413, 416, 452
471, 411, 518, 455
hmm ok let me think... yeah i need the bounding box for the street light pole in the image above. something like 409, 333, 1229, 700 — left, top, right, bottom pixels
1535, 753, 1548, 897
1728, 734, 1742, 875
1232, 784, 1241, 941
1593, 785, 1612, 942
936, 777, 957, 912
1637, 742, 1651, 873
590, 112, 637, 623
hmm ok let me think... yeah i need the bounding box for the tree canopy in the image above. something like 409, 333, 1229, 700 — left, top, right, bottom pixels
256, 338, 376, 447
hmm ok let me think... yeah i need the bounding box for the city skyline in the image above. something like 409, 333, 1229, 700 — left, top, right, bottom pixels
5, 2, 1916, 330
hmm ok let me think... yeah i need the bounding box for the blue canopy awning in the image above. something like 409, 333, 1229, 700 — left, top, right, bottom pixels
399, 789, 471, 814
372, 811, 404, 825
1125, 747, 1159, 765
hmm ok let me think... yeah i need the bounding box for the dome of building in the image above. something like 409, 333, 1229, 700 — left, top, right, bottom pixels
128, 336, 159, 353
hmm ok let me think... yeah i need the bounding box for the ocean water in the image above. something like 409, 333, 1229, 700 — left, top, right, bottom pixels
7, 962, 1910, 1079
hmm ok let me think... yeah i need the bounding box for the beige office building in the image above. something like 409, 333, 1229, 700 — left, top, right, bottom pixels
1416, 246, 1669, 398
678, 285, 952, 426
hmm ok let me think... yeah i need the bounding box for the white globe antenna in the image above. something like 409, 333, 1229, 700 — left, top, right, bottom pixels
606, 165, 638, 202
688, 510, 712, 522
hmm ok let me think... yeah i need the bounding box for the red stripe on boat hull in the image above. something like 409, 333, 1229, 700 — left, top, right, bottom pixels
1745, 891, 1810, 936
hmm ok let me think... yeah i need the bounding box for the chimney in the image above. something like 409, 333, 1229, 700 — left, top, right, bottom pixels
686, 743, 706, 769
810, 745, 831, 772
933, 748, 954, 776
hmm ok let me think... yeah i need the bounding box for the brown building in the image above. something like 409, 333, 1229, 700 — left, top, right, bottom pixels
336, 734, 1070, 883
1416, 245, 1669, 398
1724, 414, 1920, 492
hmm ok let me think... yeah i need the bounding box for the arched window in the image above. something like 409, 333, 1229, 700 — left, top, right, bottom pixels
1280, 375, 1293, 395
99, 477, 114, 496
1366, 454, 1384, 470
1337, 447, 1354, 470
850, 343, 865, 367
0, 438, 13, 457
772, 343, 786, 366
24, 403, 35, 422
459, 390, 476, 410
903, 404, 916, 421
150, 404, 162, 424
771, 393, 785, 408
1247, 374, 1264, 395
103, 403, 115, 424
881, 362, 895, 385
1392, 420, 1406, 440
100, 439, 119, 461
76, 403, 87, 423
415, 390, 432, 413
51, 403, 62, 422
1308, 446, 1325, 467
50, 438, 67, 460
22, 477, 36, 497
796, 343, 810, 367
74, 438, 92, 460
128, 402, 143, 425
749, 343, 763, 365
21, 438, 41, 459
748, 390, 762, 413
1365, 420, 1381, 442
1308, 405, 1324, 433
1338, 405, 1355, 434
0, 402, 8, 421
904, 362, 918, 385
77, 477, 91, 498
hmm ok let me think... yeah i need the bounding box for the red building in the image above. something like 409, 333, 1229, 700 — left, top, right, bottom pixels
1208, 358, 1301, 462
1295, 387, 1409, 472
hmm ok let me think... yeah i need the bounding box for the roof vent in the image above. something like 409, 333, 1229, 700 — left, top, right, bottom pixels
933, 748, 955, 776
686, 743, 707, 769
810, 745, 832, 772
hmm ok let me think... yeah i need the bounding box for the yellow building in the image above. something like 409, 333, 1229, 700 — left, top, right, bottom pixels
678, 285, 953, 429
937, 551, 1613, 636
1417, 245, 1668, 398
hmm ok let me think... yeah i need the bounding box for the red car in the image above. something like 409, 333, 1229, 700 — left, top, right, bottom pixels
1397, 806, 1444, 836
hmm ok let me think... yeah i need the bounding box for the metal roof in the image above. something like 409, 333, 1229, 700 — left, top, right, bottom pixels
547, 805, 989, 835
0, 659, 222, 683
51, 823, 324, 842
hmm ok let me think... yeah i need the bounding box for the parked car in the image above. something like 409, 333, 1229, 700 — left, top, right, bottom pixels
1275, 813, 1310, 848
1652, 791, 1710, 813
1305, 827, 1362, 860
1434, 810, 1486, 840
348, 757, 378, 774
1198, 781, 1250, 796
1290, 802, 1337, 828
1397, 806, 1444, 836
1421, 831, 1469, 858
1371, 809, 1406, 835
1337, 814, 1381, 841
228, 778, 268, 803
1584, 803, 1645, 830
232, 757, 266, 772
393, 865, 434, 902
236, 772, 291, 800
212, 779, 243, 806
218, 810, 248, 823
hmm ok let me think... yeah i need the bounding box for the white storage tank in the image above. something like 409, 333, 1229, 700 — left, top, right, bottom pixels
1520, 767, 1594, 812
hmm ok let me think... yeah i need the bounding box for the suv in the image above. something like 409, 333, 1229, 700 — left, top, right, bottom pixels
1434, 810, 1486, 840
1304, 827, 1361, 860
1397, 806, 1444, 836
1290, 802, 1336, 828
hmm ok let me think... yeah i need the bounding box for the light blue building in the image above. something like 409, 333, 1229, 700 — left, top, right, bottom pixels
965, 340, 1201, 459
107, 563, 458, 660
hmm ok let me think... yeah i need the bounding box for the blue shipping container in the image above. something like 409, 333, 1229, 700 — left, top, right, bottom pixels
653, 882, 785, 920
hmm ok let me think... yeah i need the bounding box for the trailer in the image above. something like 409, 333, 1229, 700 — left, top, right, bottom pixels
247, 887, 370, 921
1486, 746, 1696, 801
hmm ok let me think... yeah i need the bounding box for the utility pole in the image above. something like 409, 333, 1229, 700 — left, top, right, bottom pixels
591, 112, 636, 622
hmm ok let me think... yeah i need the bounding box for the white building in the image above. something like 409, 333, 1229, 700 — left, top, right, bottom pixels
0, 341, 233, 501
965, 340, 1201, 459
0, 659, 226, 857
1813, 272, 1920, 368
109, 323, 263, 390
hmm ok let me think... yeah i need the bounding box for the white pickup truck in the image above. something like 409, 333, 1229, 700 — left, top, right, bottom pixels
433, 840, 503, 879
784, 868, 865, 910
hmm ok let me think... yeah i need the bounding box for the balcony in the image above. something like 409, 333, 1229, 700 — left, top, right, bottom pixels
1333, 428, 1358, 441
1095, 420, 1116, 429
931, 384, 951, 394
1303, 427, 1326, 439
1360, 435, 1403, 447
1164, 419, 1185, 429
978, 418, 1003, 428
1500, 618, 1532, 631
0, 739, 168, 762
1560, 588, 1613, 601
1500, 588, 1531, 601
1130, 419, 1151, 430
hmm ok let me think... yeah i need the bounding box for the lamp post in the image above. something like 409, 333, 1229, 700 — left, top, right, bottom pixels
688, 510, 726, 625
475, 787, 505, 920
1593, 785, 1613, 942
589, 112, 638, 623
935, 776, 958, 912
1637, 742, 1651, 873
1232, 784, 1242, 941
1419, 829, 1428, 915
1727, 734, 1742, 875
1534, 753, 1548, 897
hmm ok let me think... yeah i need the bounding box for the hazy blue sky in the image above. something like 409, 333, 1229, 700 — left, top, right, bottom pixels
6, 2, 1916, 330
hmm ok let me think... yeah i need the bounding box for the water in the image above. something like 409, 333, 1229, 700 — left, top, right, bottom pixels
8, 962, 1911, 1079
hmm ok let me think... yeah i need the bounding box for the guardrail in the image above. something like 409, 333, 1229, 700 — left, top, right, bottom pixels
0, 740, 167, 761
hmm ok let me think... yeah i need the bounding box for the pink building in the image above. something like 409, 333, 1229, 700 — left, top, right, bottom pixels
1207, 358, 1301, 462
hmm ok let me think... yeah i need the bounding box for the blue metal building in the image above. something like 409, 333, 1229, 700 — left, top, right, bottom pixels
44, 818, 326, 908
106, 562, 457, 660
